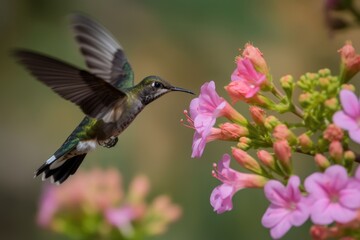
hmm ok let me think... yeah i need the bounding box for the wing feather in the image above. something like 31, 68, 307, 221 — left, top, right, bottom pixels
13, 50, 127, 120
70, 14, 134, 89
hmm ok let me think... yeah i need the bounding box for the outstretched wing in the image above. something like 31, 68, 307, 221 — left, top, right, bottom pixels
70, 14, 134, 90
13, 50, 127, 120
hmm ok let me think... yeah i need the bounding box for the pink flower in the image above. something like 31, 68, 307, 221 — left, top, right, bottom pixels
37, 184, 58, 228
186, 81, 226, 158
304, 165, 360, 225
333, 90, 360, 144
106, 206, 136, 237
228, 58, 266, 99
210, 154, 267, 214
262, 176, 309, 239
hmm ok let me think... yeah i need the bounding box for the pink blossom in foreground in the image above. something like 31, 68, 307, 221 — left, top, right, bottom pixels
262, 176, 309, 239
210, 154, 267, 214
186, 81, 226, 158
106, 206, 137, 237
304, 165, 360, 225
37, 184, 58, 227
333, 90, 360, 144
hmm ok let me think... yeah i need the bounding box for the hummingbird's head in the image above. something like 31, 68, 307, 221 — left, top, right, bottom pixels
138, 76, 194, 105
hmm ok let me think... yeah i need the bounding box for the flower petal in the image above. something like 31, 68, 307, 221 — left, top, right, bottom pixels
191, 132, 206, 158
269, 217, 292, 240
289, 201, 310, 226
310, 199, 333, 225
324, 165, 349, 190
264, 180, 287, 206
340, 90, 360, 118
339, 188, 360, 209
349, 127, 360, 144
332, 111, 358, 131
304, 173, 328, 198
189, 98, 199, 119
330, 203, 357, 223
261, 205, 289, 228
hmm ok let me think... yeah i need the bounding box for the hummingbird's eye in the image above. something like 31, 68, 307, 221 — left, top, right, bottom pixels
152, 81, 163, 88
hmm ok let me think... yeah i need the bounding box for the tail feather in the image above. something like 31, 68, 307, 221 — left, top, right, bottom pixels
35, 154, 87, 184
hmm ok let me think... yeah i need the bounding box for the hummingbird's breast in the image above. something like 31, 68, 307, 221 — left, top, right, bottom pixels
98, 97, 145, 140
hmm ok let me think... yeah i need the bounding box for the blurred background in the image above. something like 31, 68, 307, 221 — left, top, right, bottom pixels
1, 0, 360, 239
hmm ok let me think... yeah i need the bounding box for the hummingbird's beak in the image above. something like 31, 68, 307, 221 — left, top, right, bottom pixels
170, 86, 195, 95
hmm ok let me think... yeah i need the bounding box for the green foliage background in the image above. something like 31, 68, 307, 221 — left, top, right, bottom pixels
1, 0, 360, 239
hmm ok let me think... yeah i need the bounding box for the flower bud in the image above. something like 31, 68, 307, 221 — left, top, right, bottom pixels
249, 106, 266, 125
221, 102, 248, 126
318, 68, 331, 77
264, 115, 281, 131
341, 84, 356, 91
298, 133, 313, 153
310, 225, 330, 240
257, 150, 275, 169
242, 43, 269, 77
299, 92, 312, 108
273, 124, 297, 145
318, 77, 330, 88
237, 137, 251, 150
329, 141, 343, 164
273, 140, 292, 174
344, 150, 355, 164
338, 41, 360, 82
232, 148, 262, 174
324, 98, 338, 111
314, 154, 330, 171
323, 124, 344, 142
219, 123, 248, 139
279, 75, 294, 97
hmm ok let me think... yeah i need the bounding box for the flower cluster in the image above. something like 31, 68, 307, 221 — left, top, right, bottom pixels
183, 42, 360, 239
37, 168, 181, 239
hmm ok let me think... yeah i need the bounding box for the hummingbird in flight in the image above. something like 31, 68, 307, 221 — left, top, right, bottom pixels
13, 14, 194, 184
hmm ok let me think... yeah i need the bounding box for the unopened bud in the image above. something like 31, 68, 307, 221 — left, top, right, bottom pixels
323, 124, 344, 142
219, 123, 248, 139
341, 84, 356, 91
242, 43, 270, 77
273, 140, 292, 174
329, 141, 343, 164
344, 150, 356, 164
298, 133, 313, 153
338, 41, 360, 83
318, 77, 330, 88
314, 153, 330, 171
232, 148, 262, 174
299, 92, 312, 108
324, 98, 338, 111
237, 137, 251, 150
279, 75, 294, 97
318, 68, 331, 77
249, 106, 266, 125
257, 150, 275, 169
273, 124, 297, 145
221, 102, 248, 126
264, 115, 281, 131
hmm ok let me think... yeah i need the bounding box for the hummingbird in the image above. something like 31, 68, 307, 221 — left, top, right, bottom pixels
13, 14, 194, 184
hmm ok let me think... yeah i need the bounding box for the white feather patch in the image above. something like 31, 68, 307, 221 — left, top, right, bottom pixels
45, 155, 57, 164
76, 140, 97, 152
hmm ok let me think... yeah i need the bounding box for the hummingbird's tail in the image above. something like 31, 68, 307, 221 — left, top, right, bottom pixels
35, 154, 87, 184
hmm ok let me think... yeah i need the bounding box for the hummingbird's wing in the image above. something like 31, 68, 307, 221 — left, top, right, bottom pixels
13, 50, 127, 121
70, 14, 134, 90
